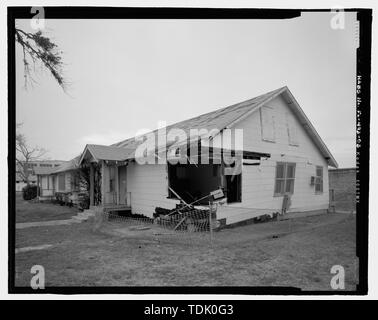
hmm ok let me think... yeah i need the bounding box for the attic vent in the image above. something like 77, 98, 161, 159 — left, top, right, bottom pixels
260, 106, 275, 142
286, 112, 299, 146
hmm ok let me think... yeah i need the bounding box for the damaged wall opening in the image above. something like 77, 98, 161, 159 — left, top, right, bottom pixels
168, 163, 222, 204
167, 162, 242, 204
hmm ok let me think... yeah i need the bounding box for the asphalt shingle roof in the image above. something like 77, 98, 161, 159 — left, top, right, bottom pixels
34, 167, 59, 175
85, 144, 136, 162
113, 87, 285, 150
50, 156, 80, 174
70, 86, 337, 167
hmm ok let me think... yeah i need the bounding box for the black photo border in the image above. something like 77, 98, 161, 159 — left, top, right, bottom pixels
8, 6, 371, 295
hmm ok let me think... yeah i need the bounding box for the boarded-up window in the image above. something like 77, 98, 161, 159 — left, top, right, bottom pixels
274, 162, 296, 196
58, 173, 65, 191
260, 106, 275, 142
286, 112, 299, 146
315, 166, 323, 193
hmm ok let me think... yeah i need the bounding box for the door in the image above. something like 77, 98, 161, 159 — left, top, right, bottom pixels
118, 165, 127, 205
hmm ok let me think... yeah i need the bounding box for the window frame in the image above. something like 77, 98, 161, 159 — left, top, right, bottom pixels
58, 173, 65, 191
274, 162, 296, 197
260, 106, 276, 143
315, 166, 323, 194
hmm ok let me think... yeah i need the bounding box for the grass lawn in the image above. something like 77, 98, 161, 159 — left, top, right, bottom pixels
14, 196, 358, 290
16, 193, 79, 223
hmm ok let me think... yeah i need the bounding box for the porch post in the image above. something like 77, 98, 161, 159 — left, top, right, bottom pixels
37, 175, 40, 196
115, 165, 119, 205
89, 163, 94, 207
101, 161, 106, 205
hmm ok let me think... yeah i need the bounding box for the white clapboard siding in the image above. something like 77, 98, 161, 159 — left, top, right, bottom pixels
41, 176, 48, 189
212, 94, 329, 224
125, 94, 330, 224
127, 162, 179, 217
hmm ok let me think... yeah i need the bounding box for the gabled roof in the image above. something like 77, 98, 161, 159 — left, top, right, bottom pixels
111, 86, 337, 167
79, 144, 135, 165
279, 88, 338, 167
69, 86, 336, 168
113, 87, 286, 151
34, 167, 58, 175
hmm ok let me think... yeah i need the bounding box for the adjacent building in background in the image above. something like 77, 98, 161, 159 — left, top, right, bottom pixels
15, 160, 66, 192
35, 157, 85, 204
329, 167, 356, 213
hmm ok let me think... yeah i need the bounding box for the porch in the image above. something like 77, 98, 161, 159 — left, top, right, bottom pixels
101, 203, 131, 213
79, 144, 135, 211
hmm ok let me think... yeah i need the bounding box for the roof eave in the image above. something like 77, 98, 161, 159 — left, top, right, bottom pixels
79, 144, 99, 166
282, 89, 338, 168
224, 86, 288, 130
220, 86, 338, 168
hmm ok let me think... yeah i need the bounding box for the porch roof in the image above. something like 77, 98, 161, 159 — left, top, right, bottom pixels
79, 144, 135, 165
34, 167, 57, 176
51, 157, 80, 174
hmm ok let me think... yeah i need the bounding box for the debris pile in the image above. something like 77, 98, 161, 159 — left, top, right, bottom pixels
154, 203, 216, 232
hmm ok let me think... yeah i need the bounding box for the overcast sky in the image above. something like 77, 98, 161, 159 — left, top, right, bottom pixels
16, 12, 357, 167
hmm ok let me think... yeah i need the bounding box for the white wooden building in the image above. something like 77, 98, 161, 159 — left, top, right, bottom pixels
32, 86, 338, 223
70, 86, 337, 225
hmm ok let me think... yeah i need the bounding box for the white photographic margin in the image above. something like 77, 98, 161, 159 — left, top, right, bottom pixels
0, 0, 376, 300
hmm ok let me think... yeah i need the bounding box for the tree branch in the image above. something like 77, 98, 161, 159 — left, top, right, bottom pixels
15, 28, 66, 90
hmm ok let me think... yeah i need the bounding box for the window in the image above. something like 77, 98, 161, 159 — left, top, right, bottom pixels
58, 174, 65, 191
40, 164, 53, 167
274, 162, 296, 196
27, 163, 38, 167
71, 174, 79, 191
260, 106, 275, 142
315, 166, 323, 193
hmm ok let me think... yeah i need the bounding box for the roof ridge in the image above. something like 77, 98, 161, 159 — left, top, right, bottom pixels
113, 86, 286, 147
